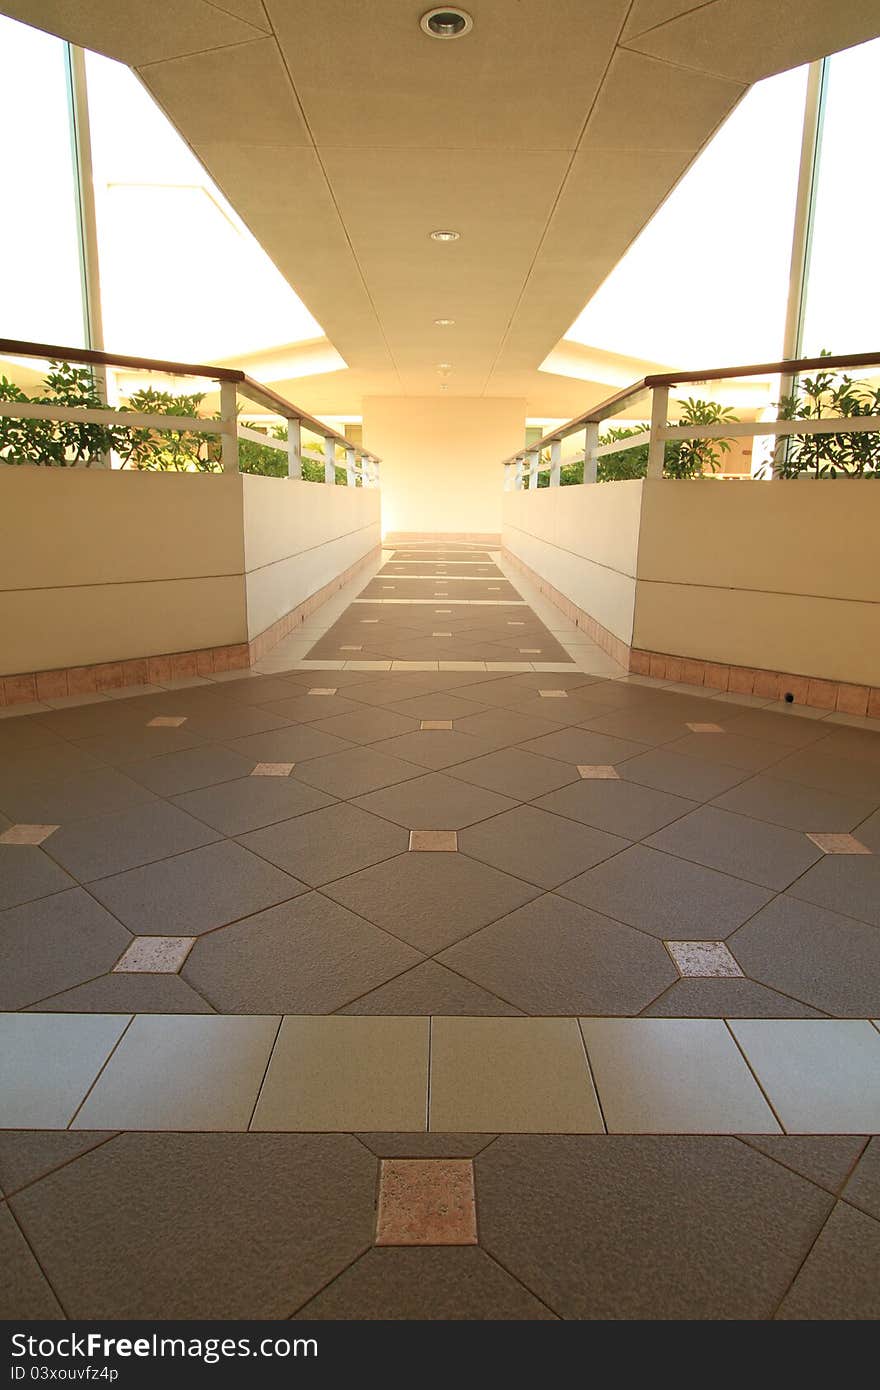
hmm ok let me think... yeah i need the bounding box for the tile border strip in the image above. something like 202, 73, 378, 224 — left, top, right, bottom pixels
0, 545, 382, 706
503, 546, 880, 721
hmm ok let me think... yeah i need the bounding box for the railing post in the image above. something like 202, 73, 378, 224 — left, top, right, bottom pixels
528, 450, 540, 488
346, 447, 357, 487
514, 456, 524, 490
646, 386, 669, 479
287, 417, 302, 479
549, 439, 562, 487
324, 436, 336, 485
373, 459, 381, 488
219, 381, 238, 473
583, 422, 598, 484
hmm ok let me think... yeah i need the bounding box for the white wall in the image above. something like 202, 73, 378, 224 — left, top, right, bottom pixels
503, 480, 643, 645
362, 396, 525, 536
635, 479, 880, 685
242, 474, 381, 640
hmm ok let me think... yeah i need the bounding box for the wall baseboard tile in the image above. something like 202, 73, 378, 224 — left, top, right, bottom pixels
0, 545, 381, 707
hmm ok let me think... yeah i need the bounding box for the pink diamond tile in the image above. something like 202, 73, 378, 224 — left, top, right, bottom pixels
578, 765, 619, 779
147, 716, 187, 728
806, 833, 871, 854
409, 830, 458, 852
308, 687, 338, 696
686, 722, 724, 733
0, 824, 59, 845
375, 1159, 477, 1247
666, 940, 743, 977
113, 936, 196, 973
538, 689, 568, 698
421, 720, 453, 730
251, 762, 295, 777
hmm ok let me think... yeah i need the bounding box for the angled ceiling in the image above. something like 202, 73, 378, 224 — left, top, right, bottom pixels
4, 0, 880, 413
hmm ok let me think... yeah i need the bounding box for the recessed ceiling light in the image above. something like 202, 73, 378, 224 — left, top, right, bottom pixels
437, 363, 453, 371
430, 229, 460, 242
433, 318, 456, 326
420, 8, 473, 39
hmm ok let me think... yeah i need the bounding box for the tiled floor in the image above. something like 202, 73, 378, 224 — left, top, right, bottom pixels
3, 540, 880, 1317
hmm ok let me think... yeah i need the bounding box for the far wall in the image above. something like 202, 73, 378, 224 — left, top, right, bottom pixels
362, 396, 525, 536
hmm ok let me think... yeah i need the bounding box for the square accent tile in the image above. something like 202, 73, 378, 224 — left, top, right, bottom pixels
432, 632, 453, 638
113, 936, 196, 973
665, 940, 743, 978
519, 649, 542, 654
421, 720, 453, 731
806, 833, 871, 854
308, 687, 338, 696
538, 689, 568, 698
147, 716, 187, 728
577, 766, 619, 780
409, 830, 458, 852
0, 824, 59, 845
375, 1159, 477, 1246
686, 722, 724, 733
251, 762, 295, 777
339, 646, 363, 652
435, 610, 452, 614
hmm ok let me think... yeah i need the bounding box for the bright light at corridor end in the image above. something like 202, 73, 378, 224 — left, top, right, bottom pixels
430, 230, 461, 241
420, 9, 473, 39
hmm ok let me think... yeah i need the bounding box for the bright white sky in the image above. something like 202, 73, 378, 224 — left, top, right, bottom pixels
565, 63, 810, 367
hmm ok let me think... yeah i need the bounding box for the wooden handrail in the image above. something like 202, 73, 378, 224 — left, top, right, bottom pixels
503, 349, 880, 465
0, 337, 380, 463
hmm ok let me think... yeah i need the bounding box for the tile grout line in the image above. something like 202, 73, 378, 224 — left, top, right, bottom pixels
723, 1020, 789, 1134
66, 1014, 136, 1130
245, 1015, 285, 1131
426, 1016, 433, 1133
576, 1019, 608, 1135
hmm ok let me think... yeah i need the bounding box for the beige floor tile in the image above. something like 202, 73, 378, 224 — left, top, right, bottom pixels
73, 1014, 280, 1131
579, 1018, 780, 1134
0, 1013, 130, 1128
251, 1016, 429, 1132
729, 1020, 880, 1133
429, 1017, 603, 1133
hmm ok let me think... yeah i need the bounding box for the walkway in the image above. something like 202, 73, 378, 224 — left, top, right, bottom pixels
2, 542, 880, 1318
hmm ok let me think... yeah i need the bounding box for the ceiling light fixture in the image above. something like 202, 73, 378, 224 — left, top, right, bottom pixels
420, 8, 473, 39
437, 363, 452, 371
430, 230, 460, 242
433, 318, 456, 326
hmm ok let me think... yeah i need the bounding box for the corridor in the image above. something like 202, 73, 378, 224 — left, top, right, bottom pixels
2, 542, 880, 1320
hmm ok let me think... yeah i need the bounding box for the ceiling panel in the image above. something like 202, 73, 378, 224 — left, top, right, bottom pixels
623, 0, 880, 82
579, 47, 743, 150
0, 0, 263, 65
621, 0, 713, 44
266, 0, 630, 149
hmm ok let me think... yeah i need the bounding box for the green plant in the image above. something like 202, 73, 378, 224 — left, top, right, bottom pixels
666, 396, 738, 478
114, 388, 221, 471
0, 361, 114, 465
770, 353, 880, 478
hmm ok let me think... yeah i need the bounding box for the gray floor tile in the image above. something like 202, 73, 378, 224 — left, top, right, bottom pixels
261, 693, 362, 723
46, 800, 220, 881
311, 707, 420, 744
239, 802, 408, 886
389, 693, 493, 721
2, 767, 156, 825
582, 707, 701, 746
721, 707, 835, 748
31, 972, 214, 1014
322, 850, 539, 953
293, 1246, 553, 1320
0, 1130, 116, 1196
355, 1132, 496, 1158
664, 731, 789, 772
430, 1017, 603, 1133
224, 724, 354, 764
618, 748, 749, 801
0, 844, 74, 910
339, 960, 523, 1015
0, 1205, 64, 1317
183, 892, 421, 1012
580, 1018, 780, 1133
476, 1134, 833, 1318
447, 748, 580, 800
75, 1014, 280, 1130
644, 977, 824, 1018
842, 1137, 880, 1221
453, 708, 568, 749
853, 806, 880, 852
181, 706, 292, 741
739, 1135, 867, 1196
252, 1016, 429, 1131
10, 1133, 375, 1317
770, 746, 880, 800
440, 894, 675, 1015
87, 840, 307, 935
558, 844, 773, 939
712, 772, 877, 833
0, 742, 106, 796
354, 771, 518, 830
293, 744, 423, 798
0, 1012, 129, 1128
646, 804, 822, 890
729, 1020, 880, 1132
788, 854, 880, 927
729, 895, 880, 1017
534, 778, 697, 841
74, 725, 207, 766
172, 775, 335, 835
0, 888, 132, 1010
776, 1202, 880, 1319
124, 745, 257, 797
459, 804, 628, 889
370, 728, 501, 769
